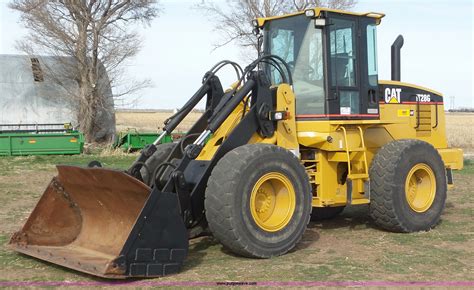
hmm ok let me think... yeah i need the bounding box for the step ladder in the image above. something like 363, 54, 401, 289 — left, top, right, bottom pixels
338, 126, 370, 205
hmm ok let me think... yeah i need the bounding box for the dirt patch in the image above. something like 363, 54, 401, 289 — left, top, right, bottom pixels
0, 170, 56, 234
0, 158, 472, 283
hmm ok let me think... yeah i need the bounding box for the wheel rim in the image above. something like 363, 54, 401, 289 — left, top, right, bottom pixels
405, 163, 436, 213
250, 172, 296, 232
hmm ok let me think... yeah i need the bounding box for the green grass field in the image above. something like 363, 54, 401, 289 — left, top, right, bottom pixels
0, 154, 472, 284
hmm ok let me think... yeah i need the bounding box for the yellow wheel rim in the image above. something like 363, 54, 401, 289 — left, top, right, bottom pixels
405, 163, 436, 213
250, 172, 296, 232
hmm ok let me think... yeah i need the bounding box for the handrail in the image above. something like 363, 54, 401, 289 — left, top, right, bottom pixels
357, 126, 369, 175
338, 126, 352, 176
432, 102, 439, 129
414, 95, 421, 129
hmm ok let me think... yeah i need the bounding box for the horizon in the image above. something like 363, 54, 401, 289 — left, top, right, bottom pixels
0, 0, 472, 109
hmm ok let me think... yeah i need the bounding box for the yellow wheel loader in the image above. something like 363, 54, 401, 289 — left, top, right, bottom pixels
9, 8, 463, 278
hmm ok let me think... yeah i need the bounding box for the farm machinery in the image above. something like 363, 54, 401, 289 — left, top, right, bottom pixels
10, 8, 463, 278
113, 129, 176, 152
0, 123, 83, 156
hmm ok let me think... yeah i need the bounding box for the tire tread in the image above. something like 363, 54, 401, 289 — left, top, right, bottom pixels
205, 144, 311, 258
369, 139, 445, 232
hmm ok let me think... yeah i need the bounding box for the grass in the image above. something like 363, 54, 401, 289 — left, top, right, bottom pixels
0, 157, 472, 284
460, 159, 474, 175
0, 154, 137, 176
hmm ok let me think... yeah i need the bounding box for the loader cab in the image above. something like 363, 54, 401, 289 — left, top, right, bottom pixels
259, 9, 384, 120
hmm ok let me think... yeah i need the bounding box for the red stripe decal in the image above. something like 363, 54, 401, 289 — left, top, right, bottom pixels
297, 114, 380, 118
379, 101, 444, 105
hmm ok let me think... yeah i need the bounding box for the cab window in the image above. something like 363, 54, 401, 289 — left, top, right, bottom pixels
264, 15, 325, 115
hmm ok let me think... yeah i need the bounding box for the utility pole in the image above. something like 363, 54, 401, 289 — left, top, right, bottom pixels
449, 96, 455, 111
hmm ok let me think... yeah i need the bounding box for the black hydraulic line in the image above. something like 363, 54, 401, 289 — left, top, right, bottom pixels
203, 56, 287, 136
260, 55, 293, 85
209, 61, 257, 117
210, 60, 244, 81
127, 143, 157, 178
254, 58, 285, 82
208, 79, 256, 132
179, 133, 202, 153
244, 54, 293, 86
163, 82, 211, 133
163, 61, 244, 135
259, 60, 285, 84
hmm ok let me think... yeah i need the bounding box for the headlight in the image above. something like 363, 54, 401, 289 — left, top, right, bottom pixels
315, 18, 326, 27
305, 10, 316, 17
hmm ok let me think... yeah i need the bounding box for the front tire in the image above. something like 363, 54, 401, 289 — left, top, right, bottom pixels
205, 144, 312, 258
369, 140, 447, 232
140, 143, 175, 186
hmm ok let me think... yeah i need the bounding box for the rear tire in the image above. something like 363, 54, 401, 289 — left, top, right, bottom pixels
205, 144, 312, 258
369, 140, 447, 232
140, 143, 175, 186
310, 206, 345, 221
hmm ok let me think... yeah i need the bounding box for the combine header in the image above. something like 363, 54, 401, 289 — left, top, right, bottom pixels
0, 123, 83, 156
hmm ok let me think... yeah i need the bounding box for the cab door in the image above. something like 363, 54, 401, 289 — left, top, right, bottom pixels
326, 14, 379, 119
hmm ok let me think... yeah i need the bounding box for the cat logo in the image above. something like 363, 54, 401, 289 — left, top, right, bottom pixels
384, 88, 402, 104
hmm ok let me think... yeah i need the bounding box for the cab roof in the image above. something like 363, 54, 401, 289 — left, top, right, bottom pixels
255, 8, 385, 27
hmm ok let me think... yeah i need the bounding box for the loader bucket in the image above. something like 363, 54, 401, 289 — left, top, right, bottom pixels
9, 165, 188, 279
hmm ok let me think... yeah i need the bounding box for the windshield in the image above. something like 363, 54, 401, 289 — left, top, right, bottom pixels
264, 15, 325, 115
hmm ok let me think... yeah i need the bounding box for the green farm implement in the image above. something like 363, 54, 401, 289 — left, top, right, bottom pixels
0, 123, 84, 156
113, 129, 180, 152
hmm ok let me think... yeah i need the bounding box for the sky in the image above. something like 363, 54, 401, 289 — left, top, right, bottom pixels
0, 0, 473, 109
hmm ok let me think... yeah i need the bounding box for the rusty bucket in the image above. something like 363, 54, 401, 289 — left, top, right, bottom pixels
9, 166, 188, 278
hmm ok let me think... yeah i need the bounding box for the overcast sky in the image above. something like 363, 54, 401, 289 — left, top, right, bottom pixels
0, 0, 472, 109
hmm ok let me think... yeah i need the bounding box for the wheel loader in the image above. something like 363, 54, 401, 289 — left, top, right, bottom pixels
9, 8, 463, 278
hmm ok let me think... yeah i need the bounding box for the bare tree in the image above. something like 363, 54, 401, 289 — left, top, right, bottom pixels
197, 0, 357, 52
10, 0, 160, 142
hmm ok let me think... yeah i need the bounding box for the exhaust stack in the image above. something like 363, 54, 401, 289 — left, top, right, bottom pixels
391, 35, 404, 81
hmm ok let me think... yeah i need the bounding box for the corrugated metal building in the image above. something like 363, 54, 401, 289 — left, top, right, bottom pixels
0, 54, 115, 140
